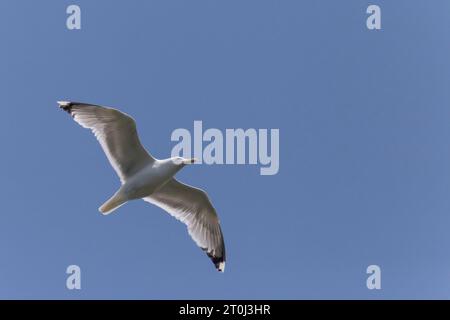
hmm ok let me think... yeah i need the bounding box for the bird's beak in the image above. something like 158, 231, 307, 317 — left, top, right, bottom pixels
182, 158, 198, 165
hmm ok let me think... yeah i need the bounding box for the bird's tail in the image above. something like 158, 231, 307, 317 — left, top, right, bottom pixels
99, 192, 127, 215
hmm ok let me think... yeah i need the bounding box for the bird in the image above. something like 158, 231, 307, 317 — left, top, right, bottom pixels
57, 101, 226, 272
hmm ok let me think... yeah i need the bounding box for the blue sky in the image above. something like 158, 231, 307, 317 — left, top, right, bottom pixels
1, 0, 450, 299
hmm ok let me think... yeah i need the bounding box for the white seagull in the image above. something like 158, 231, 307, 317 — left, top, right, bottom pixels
58, 101, 226, 272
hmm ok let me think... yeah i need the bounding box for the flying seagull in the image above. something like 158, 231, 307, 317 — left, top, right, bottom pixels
58, 101, 226, 272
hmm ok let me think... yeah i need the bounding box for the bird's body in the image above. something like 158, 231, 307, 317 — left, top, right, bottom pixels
119, 159, 184, 201
58, 101, 226, 272
99, 158, 183, 214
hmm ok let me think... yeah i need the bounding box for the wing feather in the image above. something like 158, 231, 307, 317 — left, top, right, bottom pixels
58, 101, 154, 183
144, 179, 226, 272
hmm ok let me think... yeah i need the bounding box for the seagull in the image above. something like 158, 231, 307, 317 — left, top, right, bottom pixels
58, 101, 226, 272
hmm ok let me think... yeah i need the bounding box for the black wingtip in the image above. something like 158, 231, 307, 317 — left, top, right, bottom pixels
57, 101, 74, 114
204, 249, 226, 272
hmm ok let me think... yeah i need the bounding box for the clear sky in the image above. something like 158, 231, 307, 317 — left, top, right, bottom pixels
1, 0, 450, 299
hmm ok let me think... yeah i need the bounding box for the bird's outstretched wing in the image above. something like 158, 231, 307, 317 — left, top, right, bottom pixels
144, 179, 226, 272
58, 101, 154, 183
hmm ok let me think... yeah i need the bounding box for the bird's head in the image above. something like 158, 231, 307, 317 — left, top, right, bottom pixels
171, 157, 198, 166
